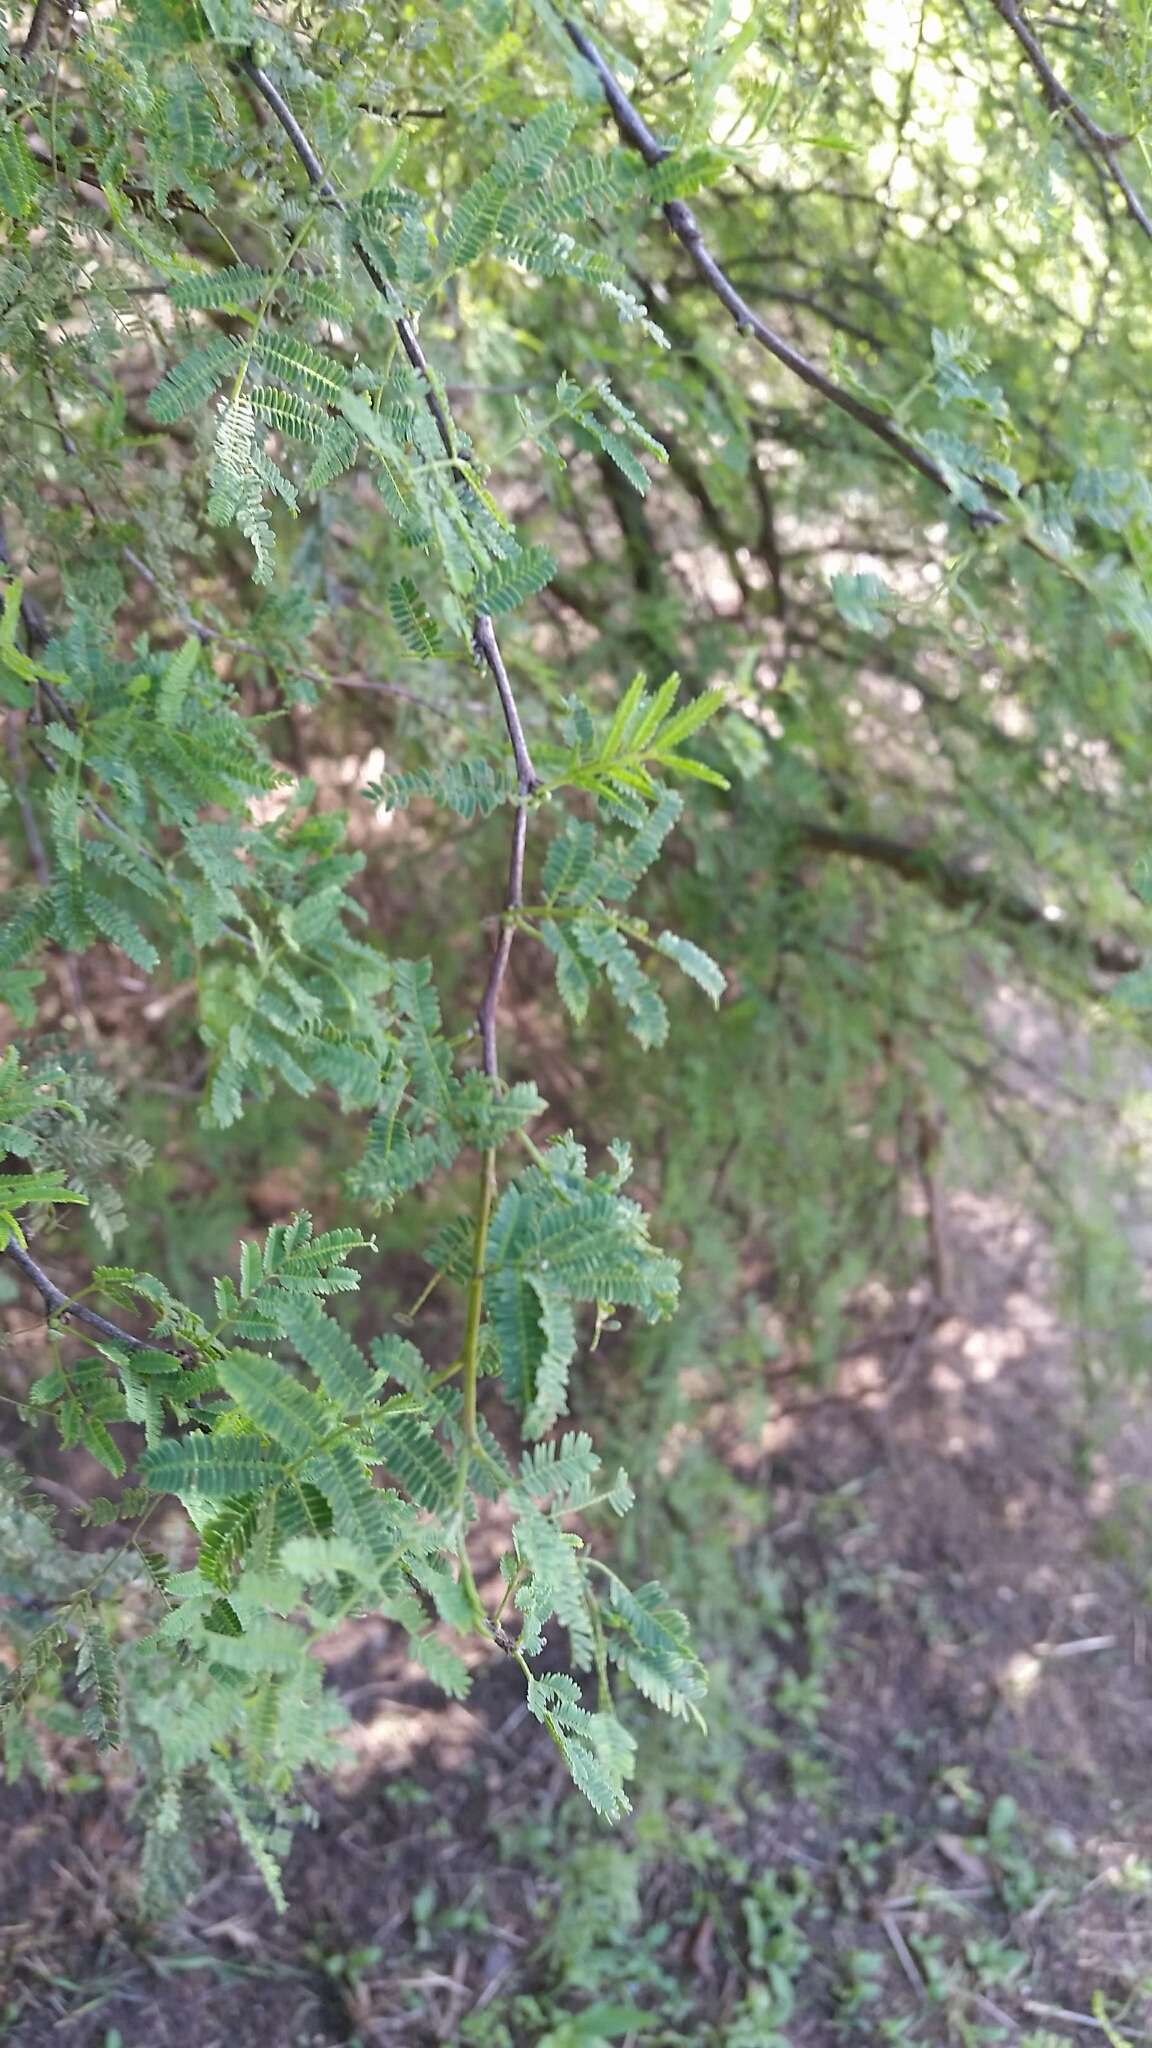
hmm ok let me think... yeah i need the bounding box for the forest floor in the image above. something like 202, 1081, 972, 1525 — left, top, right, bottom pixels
5, 1175, 1152, 2048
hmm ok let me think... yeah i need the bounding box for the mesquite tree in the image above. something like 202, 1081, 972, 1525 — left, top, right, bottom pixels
2, 0, 1152, 1898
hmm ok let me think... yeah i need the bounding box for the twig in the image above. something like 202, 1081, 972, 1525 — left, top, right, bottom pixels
880, 1912, 925, 1998
320, 674, 466, 722
4, 1240, 171, 1353
563, 19, 996, 521
883, 1884, 992, 1910
470, 614, 536, 796
118, 548, 463, 722
1035, 1632, 1117, 1657
478, 802, 528, 1081
236, 61, 457, 474
991, 0, 1152, 240
1022, 1998, 1152, 2038
967, 1987, 1020, 2032
236, 56, 540, 1064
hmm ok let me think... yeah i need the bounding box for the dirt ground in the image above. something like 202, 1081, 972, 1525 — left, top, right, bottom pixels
4, 1182, 1152, 2047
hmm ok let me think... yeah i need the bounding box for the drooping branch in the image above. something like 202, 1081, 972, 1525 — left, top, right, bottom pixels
799, 819, 1141, 974
237, 56, 539, 1069
989, 0, 1152, 241
563, 20, 995, 521
236, 62, 457, 462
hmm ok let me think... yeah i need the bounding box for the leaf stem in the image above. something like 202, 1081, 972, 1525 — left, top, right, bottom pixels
452, 1148, 497, 1625
460, 1147, 496, 1449
491, 1564, 525, 1625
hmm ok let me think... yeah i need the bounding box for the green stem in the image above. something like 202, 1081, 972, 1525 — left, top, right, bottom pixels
508, 1646, 574, 1775
583, 1555, 626, 1592
492, 1563, 526, 1625
453, 1148, 497, 1628
459, 1147, 496, 1451
403, 1267, 442, 1325
585, 1586, 612, 1714
516, 1126, 574, 1192
457, 1544, 488, 1630
225, 171, 332, 408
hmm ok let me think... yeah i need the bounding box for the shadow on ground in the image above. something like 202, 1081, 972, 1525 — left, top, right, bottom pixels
4, 1191, 1152, 2046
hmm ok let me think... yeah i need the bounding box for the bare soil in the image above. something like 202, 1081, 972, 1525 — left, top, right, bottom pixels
4, 1187, 1152, 2046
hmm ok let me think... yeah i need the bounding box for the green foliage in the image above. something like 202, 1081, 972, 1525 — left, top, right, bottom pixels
369, 757, 514, 820
527, 1672, 637, 1822
5, 0, 1152, 1927
3, 1173, 696, 1888
600, 1574, 708, 1727
513, 767, 726, 1046
486, 1137, 679, 1434
387, 575, 444, 658
0, 127, 41, 222
74, 1608, 120, 1750
541, 673, 729, 804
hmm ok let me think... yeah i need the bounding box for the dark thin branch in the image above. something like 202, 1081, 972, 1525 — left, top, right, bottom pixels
119, 549, 459, 720
798, 820, 1141, 974
237, 60, 461, 471
478, 803, 529, 1081
747, 459, 789, 625
4, 1240, 173, 1353
563, 19, 998, 522
990, 0, 1152, 241
237, 56, 540, 1066
991, 0, 1129, 147
22, 0, 55, 57
320, 674, 470, 722
470, 616, 537, 796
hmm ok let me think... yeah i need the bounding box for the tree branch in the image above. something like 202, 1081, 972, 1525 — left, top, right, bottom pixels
990, 0, 1152, 241
21, 0, 55, 57
236, 56, 539, 1068
798, 819, 1141, 973
563, 19, 997, 521
3, 1240, 174, 1353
